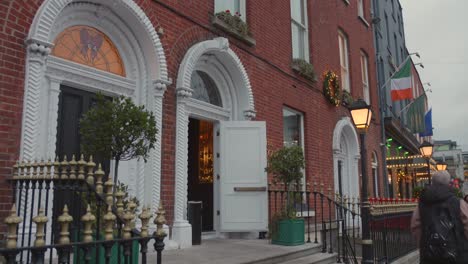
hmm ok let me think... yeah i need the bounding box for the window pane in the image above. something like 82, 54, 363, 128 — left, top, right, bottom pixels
191, 71, 222, 107
358, 0, 364, 17
292, 23, 301, 59
338, 33, 349, 91
283, 108, 302, 147
215, 0, 240, 13
290, 0, 302, 22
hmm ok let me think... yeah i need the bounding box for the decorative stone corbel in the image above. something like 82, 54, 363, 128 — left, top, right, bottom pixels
26, 39, 53, 65
176, 86, 194, 99
214, 37, 229, 51
243, 109, 257, 120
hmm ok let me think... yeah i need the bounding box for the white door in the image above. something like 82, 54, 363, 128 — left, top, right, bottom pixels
217, 121, 268, 232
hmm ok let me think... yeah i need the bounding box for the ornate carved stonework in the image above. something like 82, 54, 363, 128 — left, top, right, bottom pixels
176, 86, 194, 99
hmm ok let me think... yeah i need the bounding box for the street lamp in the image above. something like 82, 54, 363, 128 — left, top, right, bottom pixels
348, 98, 373, 264
419, 141, 434, 184
436, 162, 447, 171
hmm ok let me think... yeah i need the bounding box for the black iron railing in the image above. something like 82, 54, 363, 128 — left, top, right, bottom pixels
268, 184, 418, 264
1, 157, 166, 264
268, 183, 360, 263
370, 200, 418, 263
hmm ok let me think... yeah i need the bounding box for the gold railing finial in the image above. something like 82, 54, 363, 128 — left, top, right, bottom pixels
4, 204, 22, 249
46, 158, 53, 179
104, 178, 114, 206
32, 208, 48, 247
128, 200, 137, 229
81, 205, 96, 243
77, 154, 86, 180
60, 155, 69, 179
86, 155, 96, 185
103, 205, 116, 240
95, 164, 105, 194
69, 155, 77, 179
154, 201, 167, 238
122, 209, 134, 239
53, 157, 60, 179
58, 205, 73, 244
115, 189, 125, 217
139, 206, 152, 237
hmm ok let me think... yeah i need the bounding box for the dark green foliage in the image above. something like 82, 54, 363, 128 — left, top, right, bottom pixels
266, 145, 305, 190
266, 146, 305, 224
215, 11, 249, 36
80, 93, 157, 162
292, 59, 317, 82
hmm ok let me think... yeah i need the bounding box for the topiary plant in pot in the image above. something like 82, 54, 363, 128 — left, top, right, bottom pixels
266, 145, 306, 246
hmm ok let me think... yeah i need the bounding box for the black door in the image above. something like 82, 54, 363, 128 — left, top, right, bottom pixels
53, 86, 110, 241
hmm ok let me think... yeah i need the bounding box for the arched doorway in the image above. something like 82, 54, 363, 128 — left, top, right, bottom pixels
22, 1, 168, 243
333, 117, 360, 200
173, 38, 266, 248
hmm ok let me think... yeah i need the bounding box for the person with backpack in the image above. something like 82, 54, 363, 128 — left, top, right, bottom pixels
411, 170, 468, 264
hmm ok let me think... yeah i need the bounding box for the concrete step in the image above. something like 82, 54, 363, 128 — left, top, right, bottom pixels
281, 252, 338, 264
243, 243, 323, 264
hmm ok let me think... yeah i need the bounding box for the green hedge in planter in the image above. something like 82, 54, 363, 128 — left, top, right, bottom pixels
271, 218, 305, 246
73, 233, 139, 263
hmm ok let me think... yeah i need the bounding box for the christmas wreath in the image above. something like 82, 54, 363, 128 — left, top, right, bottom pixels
322, 71, 342, 106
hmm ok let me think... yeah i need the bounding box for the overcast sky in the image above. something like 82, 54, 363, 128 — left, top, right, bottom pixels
400, 0, 468, 151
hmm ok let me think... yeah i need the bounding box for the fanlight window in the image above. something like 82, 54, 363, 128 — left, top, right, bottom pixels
190, 71, 222, 107
52, 26, 126, 76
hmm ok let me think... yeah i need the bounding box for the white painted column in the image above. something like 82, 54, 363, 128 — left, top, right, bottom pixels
172, 86, 193, 249
20, 39, 52, 161
46, 77, 61, 159
146, 80, 167, 211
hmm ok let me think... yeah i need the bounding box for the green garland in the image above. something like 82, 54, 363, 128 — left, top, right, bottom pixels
322, 71, 342, 106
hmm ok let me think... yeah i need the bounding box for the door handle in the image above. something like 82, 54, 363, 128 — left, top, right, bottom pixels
233, 187, 267, 192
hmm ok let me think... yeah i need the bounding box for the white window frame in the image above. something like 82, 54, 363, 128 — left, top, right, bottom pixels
372, 152, 379, 197
357, 0, 364, 18
360, 51, 370, 104
338, 31, 350, 92
291, 0, 309, 61
215, 0, 246, 21
282, 106, 306, 191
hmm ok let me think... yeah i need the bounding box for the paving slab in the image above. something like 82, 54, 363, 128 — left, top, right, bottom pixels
146, 239, 321, 264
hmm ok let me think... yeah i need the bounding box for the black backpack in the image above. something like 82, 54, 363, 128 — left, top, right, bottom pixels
422, 203, 458, 264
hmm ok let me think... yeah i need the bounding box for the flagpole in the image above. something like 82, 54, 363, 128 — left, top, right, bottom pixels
395, 93, 426, 118
379, 55, 412, 92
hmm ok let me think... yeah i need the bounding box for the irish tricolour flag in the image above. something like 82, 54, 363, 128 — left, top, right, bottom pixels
390, 60, 413, 101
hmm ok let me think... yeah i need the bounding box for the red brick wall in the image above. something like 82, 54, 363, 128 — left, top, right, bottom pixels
0, 0, 384, 232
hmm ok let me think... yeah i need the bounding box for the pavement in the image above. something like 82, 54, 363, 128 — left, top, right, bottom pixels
146, 238, 318, 264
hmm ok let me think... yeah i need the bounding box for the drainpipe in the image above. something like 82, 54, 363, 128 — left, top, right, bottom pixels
371, 0, 390, 197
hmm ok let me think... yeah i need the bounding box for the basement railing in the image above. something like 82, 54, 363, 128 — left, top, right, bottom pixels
1, 156, 166, 264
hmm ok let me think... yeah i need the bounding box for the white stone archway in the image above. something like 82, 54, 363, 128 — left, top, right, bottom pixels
172, 37, 255, 248
22, 0, 169, 213
332, 117, 360, 200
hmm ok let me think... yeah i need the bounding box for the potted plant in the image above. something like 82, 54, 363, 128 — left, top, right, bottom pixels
266, 145, 306, 246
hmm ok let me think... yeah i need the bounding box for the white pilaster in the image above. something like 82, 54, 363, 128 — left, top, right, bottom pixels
46, 77, 61, 159
147, 80, 168, 212
20, 39, 52, 161
172, 86, 193, 249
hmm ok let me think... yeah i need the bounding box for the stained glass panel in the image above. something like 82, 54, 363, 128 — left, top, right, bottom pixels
52, 26, 126, 77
